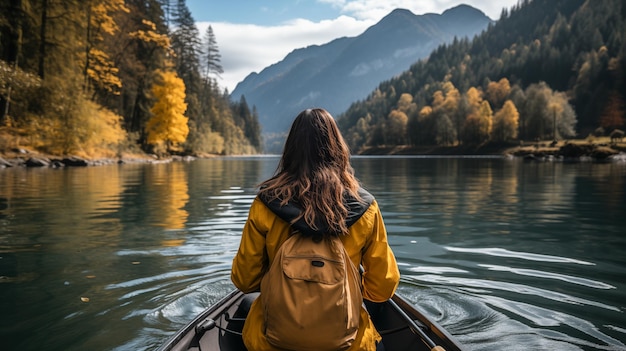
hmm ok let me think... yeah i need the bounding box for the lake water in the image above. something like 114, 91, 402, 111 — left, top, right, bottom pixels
1, 156, 625, 351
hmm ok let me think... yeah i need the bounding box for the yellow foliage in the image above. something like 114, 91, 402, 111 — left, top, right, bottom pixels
83, 0, 129, 95
91, 0, 129, 36
386, 110, 408, 144
486, 78, 511, 107
493, 100, 520, 141
23, 93, 126, 157
87, 48, 122, 94
442, 83, 460, 112
463, 100, 493, 143
142, 19, 157, 31
432, 90, 444, 108
89, 102, 126, 147
190, 129, 225, 154
466, 87, 483, 108
146, 70, 189, 150
419, 106, 433, 118
478, 100, 494, 136
129, 20, 172, 53
397, 93, 414, 113
150, 163, 189, 229
442, 81, 456, 94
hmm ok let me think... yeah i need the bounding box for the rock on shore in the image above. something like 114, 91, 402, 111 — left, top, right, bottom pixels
0, 153, 198, 169
509, 142, 624, 162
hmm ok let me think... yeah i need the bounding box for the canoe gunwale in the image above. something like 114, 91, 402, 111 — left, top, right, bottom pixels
390, 294, 463, 351
157, 289, 464, 351
156, 289, 244, 351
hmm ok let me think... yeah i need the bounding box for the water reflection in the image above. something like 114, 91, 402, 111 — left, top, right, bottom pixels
1, 157, 625, 351
147, 163, 189, 230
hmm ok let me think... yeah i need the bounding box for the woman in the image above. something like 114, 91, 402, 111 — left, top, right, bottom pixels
231, 108, 399, 351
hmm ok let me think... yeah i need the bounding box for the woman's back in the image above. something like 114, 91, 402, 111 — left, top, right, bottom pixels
231, 108, 400, 351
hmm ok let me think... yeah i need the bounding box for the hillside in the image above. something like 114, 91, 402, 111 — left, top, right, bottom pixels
231, 5, 492, 138
337, 0, 626, 154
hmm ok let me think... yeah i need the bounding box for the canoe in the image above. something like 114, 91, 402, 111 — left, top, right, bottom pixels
157, 289, 464, 351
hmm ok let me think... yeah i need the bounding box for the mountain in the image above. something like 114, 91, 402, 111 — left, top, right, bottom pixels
230, 5, 493, 137
337, 0, 626, 153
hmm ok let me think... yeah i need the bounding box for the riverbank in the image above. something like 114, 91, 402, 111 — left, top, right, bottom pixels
0, 147, 203, 169
2, 139, 626, 169
359, 139, 626, 162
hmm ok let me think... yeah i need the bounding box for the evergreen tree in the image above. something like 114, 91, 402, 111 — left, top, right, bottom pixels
170, 0, 201, 120
337, 0, 623, 148
119, 0, 170, 139
203, 25, 223, 83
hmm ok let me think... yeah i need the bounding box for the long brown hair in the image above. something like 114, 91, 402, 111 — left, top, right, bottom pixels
259, 108, 361, 236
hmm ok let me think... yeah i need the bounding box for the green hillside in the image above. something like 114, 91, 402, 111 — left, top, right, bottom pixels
337, 0, 625, 153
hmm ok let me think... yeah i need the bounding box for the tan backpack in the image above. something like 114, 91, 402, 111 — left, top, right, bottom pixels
260, 233, 362, 351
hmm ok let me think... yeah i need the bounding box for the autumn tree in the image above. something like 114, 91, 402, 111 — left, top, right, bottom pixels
82, 0, 129, 97
396, 93, 416, 114
486, 77, 511, 110
344, 112, 372, 152
416, 106, 436, 145
122, 9, 172, 135
492, 100, 520, 142
463, 99, 493, 144
385, 109, 408, 145
524, 82, 577, 140
337, 0, 624, 145
524, 82, 552, 139
432, 82, 460, 145
146, 70, 189, 153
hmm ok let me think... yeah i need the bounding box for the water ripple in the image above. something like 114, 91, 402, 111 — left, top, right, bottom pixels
406, 265, 469, 274
403, 274, 620, 312
482, 295, 626, 349
445, 246, 595, 265
397, 284, 625, 351
479, 264, 616, 289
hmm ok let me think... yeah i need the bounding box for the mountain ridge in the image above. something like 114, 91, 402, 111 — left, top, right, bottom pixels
231, 4, 493, 138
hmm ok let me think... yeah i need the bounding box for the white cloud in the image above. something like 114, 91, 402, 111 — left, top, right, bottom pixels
199, 0, 518, 92
320, 0, 515, 21
197, 16, 373, 92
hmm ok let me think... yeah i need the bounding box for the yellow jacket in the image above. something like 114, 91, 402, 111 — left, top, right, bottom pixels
231, 193, 400, 351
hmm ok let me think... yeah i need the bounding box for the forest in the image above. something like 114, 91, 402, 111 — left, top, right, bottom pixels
0, 0, 262, 159
337, 0, 626, 153
1, 0, 624, 159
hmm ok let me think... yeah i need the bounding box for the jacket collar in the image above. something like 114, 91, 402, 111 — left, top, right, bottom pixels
259, 187, 374, 236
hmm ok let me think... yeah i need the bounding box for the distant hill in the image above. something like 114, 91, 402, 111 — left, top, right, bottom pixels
336, 0, 626, 154
231, 5, 492, 137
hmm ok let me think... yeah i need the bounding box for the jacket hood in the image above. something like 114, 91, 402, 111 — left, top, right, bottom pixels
259, 187, 374, 237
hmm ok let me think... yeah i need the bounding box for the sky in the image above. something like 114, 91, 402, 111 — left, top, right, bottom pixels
187, 0, 521, 92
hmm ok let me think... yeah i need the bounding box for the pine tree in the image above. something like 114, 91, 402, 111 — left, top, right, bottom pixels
203, 25, 223, 83
122, 0, 170, 135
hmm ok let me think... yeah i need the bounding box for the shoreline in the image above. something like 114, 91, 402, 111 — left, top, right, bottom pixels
0, 149, 204, 169
358, 140, 626, 162
2, 140, 626, 169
